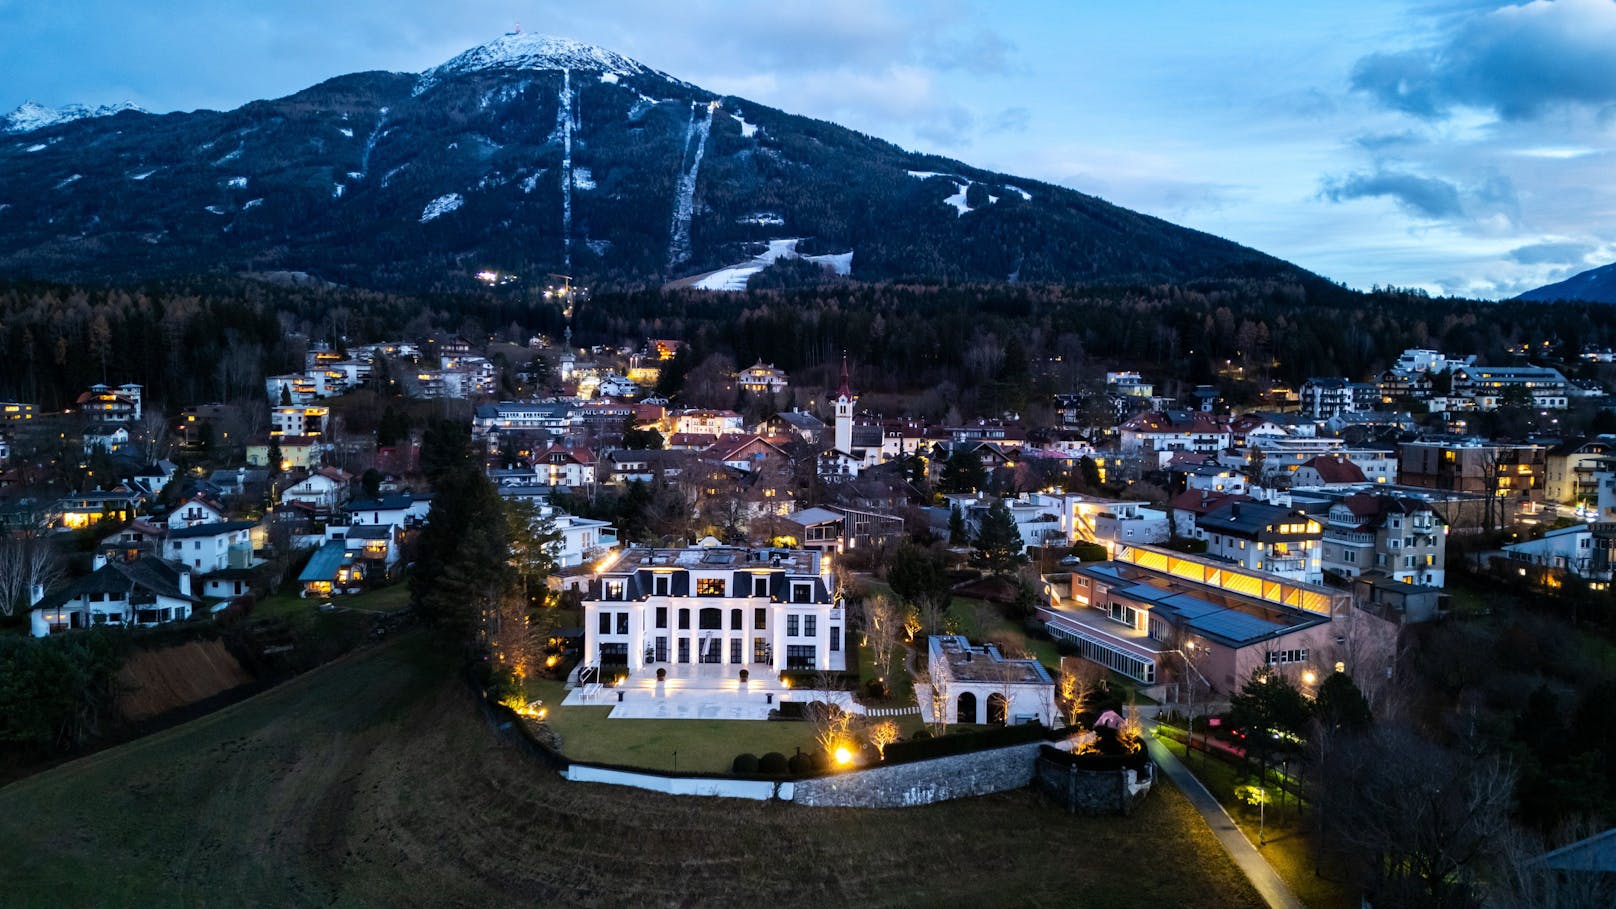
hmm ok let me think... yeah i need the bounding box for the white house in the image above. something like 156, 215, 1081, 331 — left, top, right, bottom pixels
582, 544, 844, 675
281, 467, 352, 512
164, 520, 258, 573
271, 405, 329, 438
919, 635, 1057, 726
82, 425, 130, 455
1195, 501, 1324, 584
1033, 492, 1170, 552
342, 494, 419, 529
166, 497, 228, 529
1502, 525, 1614, 581
552, 513, 618, 569
31, 556, 199, 636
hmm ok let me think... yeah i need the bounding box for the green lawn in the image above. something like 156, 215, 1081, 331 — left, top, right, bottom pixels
0, 630, 1263, 907
1155, 729, 1356, 909
252, 582, 412, 625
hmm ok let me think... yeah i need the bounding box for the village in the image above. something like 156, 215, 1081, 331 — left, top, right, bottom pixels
5, 324, 1616, 905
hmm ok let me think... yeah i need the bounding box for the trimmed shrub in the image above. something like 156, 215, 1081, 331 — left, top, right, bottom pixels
863, 677, 890, 700
656, 667, 666, 681
883, 723, 1046, 764
732, 753, 760, 774
738, 668, 749, 683
810, 751, 830, 772
788, 752, 813, 774
780, 670, 859, 690
911, 729, 932, 740
759, 752, 789, 775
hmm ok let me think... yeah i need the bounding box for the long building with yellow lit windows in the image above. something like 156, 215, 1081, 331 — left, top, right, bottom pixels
582, 543, 846, 678
1040, 543, 1365, 696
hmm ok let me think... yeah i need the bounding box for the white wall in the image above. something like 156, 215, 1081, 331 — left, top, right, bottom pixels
563, 764, 790, 801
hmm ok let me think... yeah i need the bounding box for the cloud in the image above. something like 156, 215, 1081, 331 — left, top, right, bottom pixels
1351, 0, 1616, 120
1508, 239, 1597, 264
1321, 170, 1465, 218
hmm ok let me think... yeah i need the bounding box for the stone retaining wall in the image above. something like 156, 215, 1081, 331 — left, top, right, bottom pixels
792, 741, 1049, 808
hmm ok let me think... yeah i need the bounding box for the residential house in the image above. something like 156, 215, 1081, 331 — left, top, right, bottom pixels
921, 635, 1057, 726
164, 521, 258, 573
669, 409, 745, 438
297, 539, 367, 597
1321, 494, 1447, 586
1300, 377, 1379, 420
342, 494, 418, 529
755, 410, 826, 444
1449, 364, 1569, 410
271, 405, 329, 438
1195, 501, 1324, 583
1037, 492, 1170, 551
57, 489, 143, 530
737, 362, 789, 395
582, 544, 845, 675
166, 497, 228, 529
0, 402, 37, 422
281, 467, 353, 513
779, 505, 906, 556
247, 435, 322, 471
1500, 524, 1616, 584
82, 425, 130, 456
535, 445, 598, 489
1398, 439, 1546, 509
30, 556, 199, 636
76, 383, 142, 422
704, 435, 788, 474
1118, 410, 1232, 463
1545, 438, 1615, 506
1289, 456, 1368, 490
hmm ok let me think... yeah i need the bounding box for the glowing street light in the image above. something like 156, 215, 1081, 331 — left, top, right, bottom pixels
833, 746, 853, 766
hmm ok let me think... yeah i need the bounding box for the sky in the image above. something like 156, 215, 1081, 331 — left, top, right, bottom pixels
3, 0, 1614, 299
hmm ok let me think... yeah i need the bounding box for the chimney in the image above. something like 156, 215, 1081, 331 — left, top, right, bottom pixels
178, 567, 192, 598
92, 552, 108, 571
29, 582, 45, 607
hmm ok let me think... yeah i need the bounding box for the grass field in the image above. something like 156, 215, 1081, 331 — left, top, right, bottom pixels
252, 583, 413, 625
0, 631, 1264, 908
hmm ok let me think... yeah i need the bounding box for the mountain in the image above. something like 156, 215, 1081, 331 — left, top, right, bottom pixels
2, 101, 145, 135
0, 34, 1314, 292
1516, 262, 1616, 304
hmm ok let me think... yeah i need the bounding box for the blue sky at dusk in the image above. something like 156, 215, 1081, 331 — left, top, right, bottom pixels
3, 0, 1613, 298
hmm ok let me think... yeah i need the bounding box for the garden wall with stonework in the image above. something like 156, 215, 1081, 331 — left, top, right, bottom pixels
792, 741, 1050, 808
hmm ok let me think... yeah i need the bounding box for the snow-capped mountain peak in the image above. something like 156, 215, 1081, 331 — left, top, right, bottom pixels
2, 100, 145, 135
416, 34, 651, 95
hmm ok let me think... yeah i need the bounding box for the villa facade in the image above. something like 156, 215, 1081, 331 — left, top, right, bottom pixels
582, 544, 846, 677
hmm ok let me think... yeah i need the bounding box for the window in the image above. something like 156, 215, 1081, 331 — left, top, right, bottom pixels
654, 574, 671, 596
616, 612, 629, 635
752, 574, 769, 596
730, 638, 742, 664
605, 580, 625, 600
655, 636, 667, 662
699, 607, 723, 630
678, 638, 690, 663
1266, 648, 1309, 666
656, 606, 667, 629
754, 607, 767, 629
598, 612, 611, 634
786, 644, 816, 670
678, 609, 690, 630
804, 615, 817, 637
697, 578, 725, 597
829, 628, 840, 651
754, 637, 769, 663
791, 583, 812, 603
787, 615, 799, 636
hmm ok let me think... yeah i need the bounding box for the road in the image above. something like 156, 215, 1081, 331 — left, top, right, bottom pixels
1144, 727, 1306, 909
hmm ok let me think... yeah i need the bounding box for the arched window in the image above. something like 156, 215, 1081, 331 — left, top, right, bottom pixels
987, 693, 1009, 725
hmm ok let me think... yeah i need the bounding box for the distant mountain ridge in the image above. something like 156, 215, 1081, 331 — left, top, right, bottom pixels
0, 33, 1317, 292
1517, 262, 1616, 304
2, 100, 145, 135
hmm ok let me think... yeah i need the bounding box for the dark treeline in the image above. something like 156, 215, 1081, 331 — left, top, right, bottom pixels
6, 275, 1616, 416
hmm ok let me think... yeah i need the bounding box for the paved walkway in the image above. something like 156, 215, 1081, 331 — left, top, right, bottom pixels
1144, 727, 1305, 909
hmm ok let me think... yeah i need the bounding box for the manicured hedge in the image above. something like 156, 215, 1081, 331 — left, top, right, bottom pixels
883, 723, 1047, 765
1037, 744, 1150, 773
780, 670, 860, 691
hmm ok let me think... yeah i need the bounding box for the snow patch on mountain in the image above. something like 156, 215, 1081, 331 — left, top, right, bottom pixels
1006, 185, 1033, 201
667, 101, 715, 270
214, 147, 242, 165
24, 143, 47, 153
738, 212, 785, 227
521, 170, 546, 194
600, 72, 619, 85
243, 198, 263, 210
204, 205, 226, 215
54, 174, 82, 189
420, 192, 463, 223
332, 183, 345, 198
130, 169, 156, 180
417, 34, 650, 96
338, 127, 354, 138
573, 166, 595, 190
731, 110, 758, 138
691, 238, 854, 290
226, 176, 247, 189
2, 100, 144, 135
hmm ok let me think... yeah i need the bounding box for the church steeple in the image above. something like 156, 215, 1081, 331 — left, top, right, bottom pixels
834, 354, 855, 455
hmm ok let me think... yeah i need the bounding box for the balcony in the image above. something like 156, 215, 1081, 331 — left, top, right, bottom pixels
1263, 557, 1307, 574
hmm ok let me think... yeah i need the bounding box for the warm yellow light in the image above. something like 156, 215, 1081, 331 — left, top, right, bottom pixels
1302, 670, 1317, 686
545, 655, 560, 668
834, 747, 853, 766
782, 678, 791, 689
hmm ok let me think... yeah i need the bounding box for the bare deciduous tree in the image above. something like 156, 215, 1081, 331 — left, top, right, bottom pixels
861, 595, 900, 682
1058, 657, 1104, 728
0, 538, 64, 617
918, 665, 950, 736
865, 719, 900, 760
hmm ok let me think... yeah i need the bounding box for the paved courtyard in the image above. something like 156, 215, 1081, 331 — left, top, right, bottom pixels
562, 666, 860, 719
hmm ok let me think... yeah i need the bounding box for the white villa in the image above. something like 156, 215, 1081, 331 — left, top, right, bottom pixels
581, 544, 845, 677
